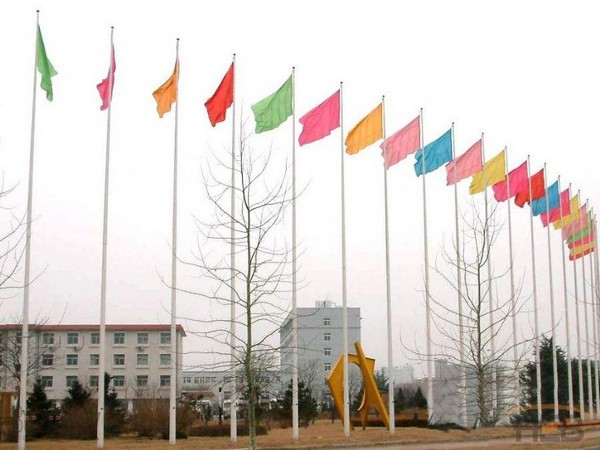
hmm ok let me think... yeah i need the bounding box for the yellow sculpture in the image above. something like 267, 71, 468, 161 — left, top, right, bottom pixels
326, 342, 390, 430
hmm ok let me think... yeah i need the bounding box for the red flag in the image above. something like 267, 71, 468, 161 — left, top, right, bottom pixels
205, 63, 234, 127
298, 90, 340, 146
492, 161, 528, 202
97, 45, 116, 111
541, 189, 570, 227
445, 139, 482, 185
514, 169, 544, 208
569, 245, 595, 261
567, 232, 595, 249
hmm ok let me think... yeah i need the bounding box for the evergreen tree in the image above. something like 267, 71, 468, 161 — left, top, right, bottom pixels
26, 378, 57, 438
412, 387, 427, 409
394, 387, 405, 413
103, 373, 125, 436
63, 380, 91, 409
282, 381, 317, 426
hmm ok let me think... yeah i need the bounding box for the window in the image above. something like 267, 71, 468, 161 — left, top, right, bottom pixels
183, 376, 191, 384
160, 332, 171, 345
194, 377, 200, 384
89, 375, 99, 387
113, 332, 125, 345
160, 354, 171, 366
323, 317, 331, 326
66, 354, 78, 367
90, 354, 99, 366
324, 362, 331, 371
113, 375, 125, 387
113, 354, 125, 366
66, 376, 78, 387
16, 332, 22, 346
41, 354, 54, 366
42, 332, 54, 345
136, 375, 148, 387
324, 347, 331, 356
137, 332, 149, 345
90, 332, 100, 345
67, 332, 79, 345
160, 375, 170, 387
323, 332, 331, 341
41, 376, 53, 388
137, 353, 148, 366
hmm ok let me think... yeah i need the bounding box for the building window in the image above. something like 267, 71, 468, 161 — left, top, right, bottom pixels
113, 332, 125, 345
41, 354, 54, 366
194, 377, 200, 384
16, 332, 22, 346
324, 362, 332, 371
90, 332, 100, 345
183, 376, 191, 384
42, 332, 54, 345
66, 354, 78, 367
41, 376, 53, 388
323, 317, 331, 326
324, 332, 331, 341
160, 332, 171, 345
137, 353, 149, 366
67, 332, 79, 345
160, 354, 171, 366
113, 354, 125, 366
324, 347, 331, 356
137, 332, 149, 345
113, 375, 125, 387
89, 375, 99, 387
66, 376, 78, 387
136, 375, 148, 387
90, 354, 100, 366
160, 375, 171, 387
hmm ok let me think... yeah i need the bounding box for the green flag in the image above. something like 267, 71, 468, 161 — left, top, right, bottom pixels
251, 75, 292, 133
566, 223, 592, 244
36, 25, 57, 101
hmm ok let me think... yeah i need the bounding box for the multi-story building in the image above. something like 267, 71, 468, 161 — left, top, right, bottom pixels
279, 301, 361, 402
381, 364, 414, 386
0, 324, 185, 410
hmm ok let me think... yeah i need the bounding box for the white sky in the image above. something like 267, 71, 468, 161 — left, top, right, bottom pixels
1, 0, 599, 375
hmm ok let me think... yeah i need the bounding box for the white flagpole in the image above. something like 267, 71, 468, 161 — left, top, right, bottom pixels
580, 203, 593, 418
593, 218, 600, 418
340, 82, 350, 437
168, 39, 180, 445
229, 53, 238, 443
573, 191, 585, 420
589, 228, 599, 419
19, 11, 41, 450
560, 182, 575, 420
451, 123, 467, 427
381, 96, 395, 434
291, 66, 300, 441
543, 164, 559, 423
419, 109, 434, 422
526, 156, 542, 423
97, 26, 114, 449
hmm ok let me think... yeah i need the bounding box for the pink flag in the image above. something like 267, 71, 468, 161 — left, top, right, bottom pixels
380, 116, 420, 169
298, 90, 340, 146
492, 161, 528, 202
445, 139, 482, 185
562, 205, 588, 240
97, 45, 116, 111
541, 189, 570, 227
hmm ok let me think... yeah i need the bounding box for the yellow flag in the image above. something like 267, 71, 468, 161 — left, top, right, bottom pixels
553, 195, 581, 229
570, 241, 595, 257
153, 59, 179, 118
469, 150, 506, 194
345, 104, 383, 155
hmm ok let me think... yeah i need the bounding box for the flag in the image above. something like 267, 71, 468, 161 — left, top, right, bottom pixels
97, 44, 116, 111
569, 241, 595, 260
153, 59, 179, 118
469, 150, 506, 194
492, 161, 528, 202
414, 129, 452, 176
570, 246, 595, 261
514, 169, 544, 207
445, 139, 482, 185
345, 104, 383, 154
541, 189, 570, 227
380, 116, 420, 169
553, 195, 581, 229
531, 181, 559, 216
562, 205, 588, 240
205, 63, 234, 127
567, 225, 594, 248
251, 75, 293, 133
298, 90, 340, 146
36, 25, 57, 101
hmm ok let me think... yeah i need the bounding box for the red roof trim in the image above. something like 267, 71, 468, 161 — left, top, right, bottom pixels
0, 324, 186, 336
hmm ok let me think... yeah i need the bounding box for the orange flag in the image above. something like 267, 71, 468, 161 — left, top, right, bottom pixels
345, 103, 383, 155
153, 59, 179, 118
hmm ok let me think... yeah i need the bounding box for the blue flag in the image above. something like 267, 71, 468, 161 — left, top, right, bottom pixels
531, 181, 559, 216
414, 129, 452, 176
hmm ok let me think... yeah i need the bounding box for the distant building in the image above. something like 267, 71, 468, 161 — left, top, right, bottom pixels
381, 364, 414, 386
280, 301, 361, 402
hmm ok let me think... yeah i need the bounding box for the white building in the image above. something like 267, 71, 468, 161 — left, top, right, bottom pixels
381, 364, 414, 386
0, 324, 185, 410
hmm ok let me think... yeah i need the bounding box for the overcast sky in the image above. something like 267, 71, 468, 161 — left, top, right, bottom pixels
1, 0, 599, 374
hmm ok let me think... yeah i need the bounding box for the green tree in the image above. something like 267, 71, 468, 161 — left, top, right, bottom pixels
394, 387, 405, 413
103, 373, 125, 436
63, 380, 90, 408
26, 377, 58, 438
283, 381, 317, 427
412, 387, 427, 409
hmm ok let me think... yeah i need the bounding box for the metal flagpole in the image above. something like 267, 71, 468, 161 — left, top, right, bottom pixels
19, 10, 41, 450
573, 191, 585, 420
168, 39, 180, 445
580, 203, 593, 418
543, 164, 559, 423
340, 82, 351, 437
291, 67, 300, 441
589, 230, 599, 419
451, 123, 467, 427
593, 218, 600, 418
526, 156, 542, 423
97, 27, 114, 449
560, 182, 575, 420
381, 96, 395, 434
229, 53, 238, 443
419, 109, 434, 422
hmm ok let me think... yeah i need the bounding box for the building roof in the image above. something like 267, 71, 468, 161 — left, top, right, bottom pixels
0, 324, 186, 336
